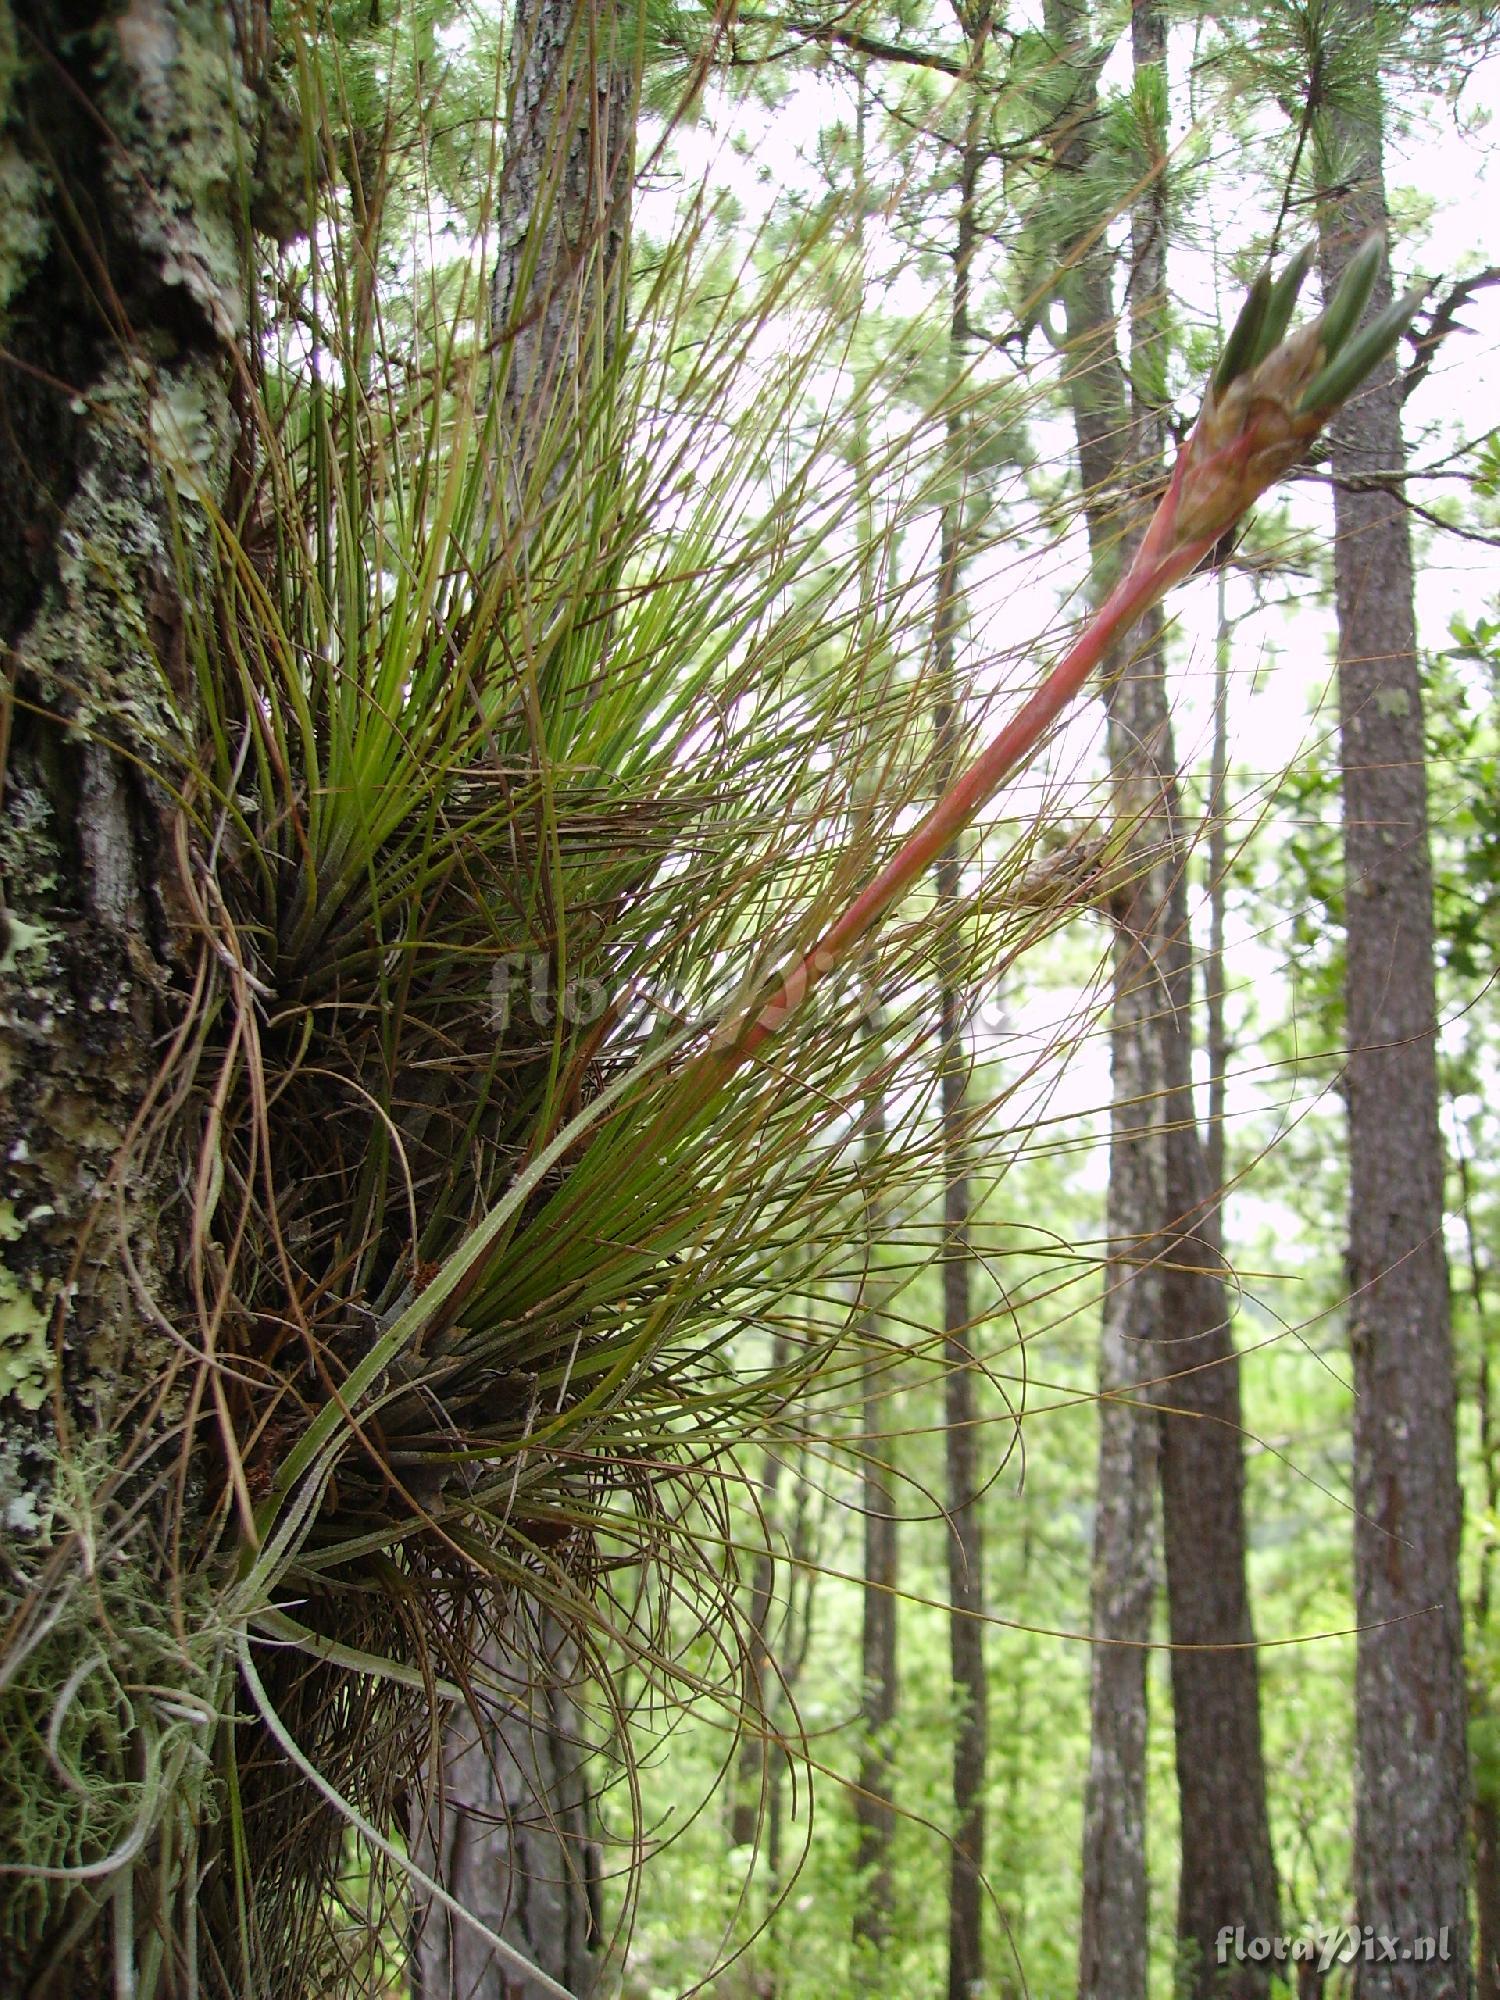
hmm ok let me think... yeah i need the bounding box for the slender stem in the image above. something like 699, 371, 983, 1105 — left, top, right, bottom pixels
719, 494, 1217, 1073
524, 444, 1221, 1191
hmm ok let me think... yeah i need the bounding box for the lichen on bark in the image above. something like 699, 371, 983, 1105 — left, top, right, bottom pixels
0, 4, 257, 1986
1, 0, 246, 1473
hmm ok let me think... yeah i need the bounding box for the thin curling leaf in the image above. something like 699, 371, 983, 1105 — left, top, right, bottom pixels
1214, 268, 1274, 393
1296, 285, 1425, 413
1315, 232, 1386, 361
1253, 241, 1317, 364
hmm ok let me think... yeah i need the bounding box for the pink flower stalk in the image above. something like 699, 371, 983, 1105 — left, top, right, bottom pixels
689, 239, 1421, 1096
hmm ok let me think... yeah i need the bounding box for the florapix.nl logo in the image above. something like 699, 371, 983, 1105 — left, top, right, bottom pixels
1216, 1925, 1454, 1973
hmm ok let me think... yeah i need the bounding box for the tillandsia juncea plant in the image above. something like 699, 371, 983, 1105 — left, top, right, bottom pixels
0, 5, 1423, 1973
686, 232, 1421, 1097
246, 224, 1420, 1851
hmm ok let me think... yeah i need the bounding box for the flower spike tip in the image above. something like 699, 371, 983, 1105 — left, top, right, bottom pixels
1173, 237, 1424, 548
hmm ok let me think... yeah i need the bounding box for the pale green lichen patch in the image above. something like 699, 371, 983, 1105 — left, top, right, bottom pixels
0, 778, 59, 903
0, 1262, 52, 1412
19, 360, 204, 736
0, 1428, 48, 1541
0, 913, 55, 976
104, 0, 252, 344
0, 1456, 229, 1963
150, 369, 220, 504
0, 1201, 56, 1413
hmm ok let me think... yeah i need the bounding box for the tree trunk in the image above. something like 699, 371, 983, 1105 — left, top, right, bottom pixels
1041, 15, 1159, 1995
1046, 6, 1278, 1993
1204, 569, 1231, 1256
0, 0, 252, 1483
1463, 1129, 1500, 2000
849, 79, 901, 1965
488, 0, 635, 527
411, 1615, 602, 2000
414, 4, 637, 1993
935, 29, 991, 1995
851, 1073, 900, 1962
0, 3, 256, 1990
1314, 11, 1471, 1987
1155, 1132, 1279, 2000
1133, 0, 1279, 1972
734, 1429, 787, 1857
937, 626, 988, 2000
733, 1323, 794, 2000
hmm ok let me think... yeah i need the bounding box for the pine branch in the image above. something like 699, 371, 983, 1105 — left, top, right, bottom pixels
1294, 465, 1500, 548
1401, 265, 1500, 402
731, 9, 971, 75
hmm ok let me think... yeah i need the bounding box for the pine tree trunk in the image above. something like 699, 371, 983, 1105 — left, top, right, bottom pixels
1155, 1122, 1279, 1999
0, 4, 256, 1989
849, 80, 901, 1962
1204, 572, 1231, 1254
734, 1426, 786, 1858
414, 4, 636, 1992
1040, 15, 1159, 1993
936, 37, 991, 1994
411, 1614, 603, 2000
1315, 11, 1471, 1985
1468, 1131, 1500, 2000
1125, 18, 1279, 1990
488, 0, 635, 526
851, 1072, 900, 1960
937, 680, 987, 2000
1047, 6, 1277, 1992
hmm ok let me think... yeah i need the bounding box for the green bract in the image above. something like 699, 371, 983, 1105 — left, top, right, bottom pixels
1254, 240, 1317, 361
1210, 234, 1421, 418
1298, 285, 1427, 414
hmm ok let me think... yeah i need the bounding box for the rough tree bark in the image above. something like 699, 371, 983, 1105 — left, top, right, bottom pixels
412, 1619, 604, 2000
487, 0, 635, 527
1127, 13, 1279, 1990
1462, 1132, 1499, 2000
412, 3, 637, 1994
1041, 14, 1159, 1994
0, 0, 253, 1509
733, 1366, 786, 1855
1313, 9, 1471, 1987
0, 3, 259, 1990
1204, 570, 1231, 1256
851, 1071, 900, 1962
849, 79, 901, 1965
935, 17, 991, 1994
1046, 5, 1278, 1994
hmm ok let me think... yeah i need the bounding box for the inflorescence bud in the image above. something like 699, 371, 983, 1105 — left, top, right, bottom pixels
1174, 236, 1424, 548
